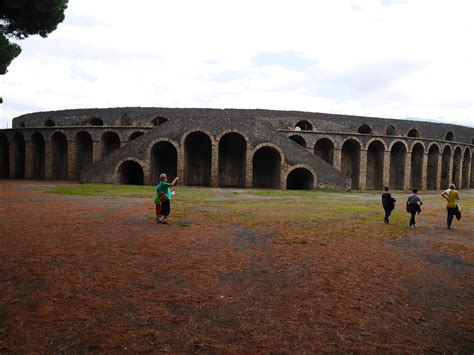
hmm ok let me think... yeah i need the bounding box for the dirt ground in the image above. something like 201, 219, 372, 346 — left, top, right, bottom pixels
0, 181, 473, 353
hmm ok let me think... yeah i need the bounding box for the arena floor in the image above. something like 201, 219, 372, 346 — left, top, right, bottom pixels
0, 181, 473, 352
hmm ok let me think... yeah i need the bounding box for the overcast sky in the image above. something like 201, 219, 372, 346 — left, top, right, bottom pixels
1, 0, 473, 128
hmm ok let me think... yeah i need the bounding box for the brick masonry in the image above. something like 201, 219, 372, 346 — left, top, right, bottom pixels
0, 107, 473, 190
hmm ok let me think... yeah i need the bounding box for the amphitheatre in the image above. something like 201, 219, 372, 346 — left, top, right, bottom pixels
0, 107, 473, 190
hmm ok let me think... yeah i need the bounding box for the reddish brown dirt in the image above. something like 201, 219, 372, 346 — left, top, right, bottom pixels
0, 181, 473, 353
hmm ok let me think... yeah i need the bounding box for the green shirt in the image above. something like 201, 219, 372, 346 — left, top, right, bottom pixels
155, 181, 172, 205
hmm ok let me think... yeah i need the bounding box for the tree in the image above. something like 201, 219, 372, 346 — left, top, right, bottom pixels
0, 0, 68, 74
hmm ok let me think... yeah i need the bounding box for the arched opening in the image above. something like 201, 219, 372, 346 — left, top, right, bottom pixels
407, 128, 419, 138
218, 132, 246, 187
341, 139, 361, 190
445, 132, 454, 141
314, 138, 334, 166
358, 124, 372, 134
252, 146, 281, 188
19, 122, 25, 128
386, 125, 397, 136
129, 132, 144, 141
440, 146, 451, 189
31, 132, 45, 179
45, 119, 55, 127
286, 168, 314, 190
101, 132, 121, 157
51, 132, 68, 180
366, 141, 384, 190
289, 135, 306, 147
0, 133, 9, 178
184, 132, 212, 186
12, 133, 26, 179
462, 149, 470, 189
294, 120, 312, 131
118, 161, 144, 185
151, 117, 168, 126
410, 143, 424, 190
89, 117, 103, 126
452, 147, 462, 188
121, 114, 133, 127
75, 131, 93, 180
151, 141, 178, 185
426, 145, 439, 190
389, 142, 406, 190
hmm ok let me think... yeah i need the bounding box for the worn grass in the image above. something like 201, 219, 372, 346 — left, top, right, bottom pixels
47, 184, 474, 241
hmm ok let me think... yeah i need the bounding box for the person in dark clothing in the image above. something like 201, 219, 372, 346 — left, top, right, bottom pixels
406, 188, 423, 228
381, 186, 396, 223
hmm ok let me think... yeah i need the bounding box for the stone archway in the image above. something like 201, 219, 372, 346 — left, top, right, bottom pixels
341, 139, 361, 190
51, 132, 68, 180
286, 168, 314, 190
0, 133, 9, 179
129, 132, 144, 141
101, 132, 121, 157
252, 146, 281, 188
440, 146, 451, 190
184, 131, 212, 186
427, 145, 439, 190
31, 132, 46, 179
389, 142, 406, 190
452, 147, 462, 188
410, 143, 424, 190
462, 148, 470, 189
218, 132, 246, 188
75, 131, 93, 180
12, 133, 26, 179
366, 140, 384, 190
151, 141, 178, 185
314, 138, 334, 166
289, 135, 306, 147
118, 160, 144, 185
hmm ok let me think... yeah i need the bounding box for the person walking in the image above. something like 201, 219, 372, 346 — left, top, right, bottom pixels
440, 183, 461, 229
155, 173, 179, 224
406, 188, 423, 228
381, 186, 396, 223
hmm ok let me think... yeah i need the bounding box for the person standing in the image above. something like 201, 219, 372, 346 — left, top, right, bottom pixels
440, 183, 460, 229
381, 186, 396, 223
406, 188, 423, 228
155, 173, 179, 224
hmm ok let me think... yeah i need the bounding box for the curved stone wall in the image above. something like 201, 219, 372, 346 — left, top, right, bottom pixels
1, 107, 473, 190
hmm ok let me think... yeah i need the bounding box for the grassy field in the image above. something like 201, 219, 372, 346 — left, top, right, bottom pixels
48, 183, 473, 241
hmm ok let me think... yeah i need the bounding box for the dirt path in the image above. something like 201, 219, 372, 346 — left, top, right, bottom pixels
0, 181, 473, 353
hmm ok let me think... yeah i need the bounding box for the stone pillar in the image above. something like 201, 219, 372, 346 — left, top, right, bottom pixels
436, 153, 443, 191
45, 140, 54, 180
67, 139, 77, 181
25, 140, 34, 179
359, 149, 368, 190
92, 141, 102, 162
210, 142, 218, 187
383, 150, 390, 188
333, 148, 342, 171
448, 153, 454, 186
421, 153, 428, 191
177, 143, 185, 185
245, 148, 253, 188
404, 151, 412, 190
466, 158, 472, 189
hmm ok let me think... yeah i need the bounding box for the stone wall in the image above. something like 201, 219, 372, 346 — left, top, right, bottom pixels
2, 107, 474, 190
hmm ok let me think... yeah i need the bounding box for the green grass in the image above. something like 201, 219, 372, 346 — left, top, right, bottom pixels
46, 183, 473, 240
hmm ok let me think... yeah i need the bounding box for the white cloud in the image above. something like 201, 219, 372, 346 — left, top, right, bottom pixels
1, 0, 473, 128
